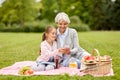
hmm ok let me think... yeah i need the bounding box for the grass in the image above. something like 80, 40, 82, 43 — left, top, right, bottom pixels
0, 31, 120, 80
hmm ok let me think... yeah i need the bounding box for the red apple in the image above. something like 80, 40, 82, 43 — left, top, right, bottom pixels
23, 70, 29, 75
28, 70, 34, 74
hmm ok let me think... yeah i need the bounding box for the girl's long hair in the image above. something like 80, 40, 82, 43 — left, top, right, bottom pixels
42, 32, 46, 41
39, 26, 56, 55
42, 26, 56, 41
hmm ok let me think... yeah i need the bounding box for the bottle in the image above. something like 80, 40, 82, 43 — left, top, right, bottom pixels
54, 56, 59, 69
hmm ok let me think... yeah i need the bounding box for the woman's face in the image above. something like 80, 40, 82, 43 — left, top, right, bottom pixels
57, 19, 68, 34
46, 28, 57, 42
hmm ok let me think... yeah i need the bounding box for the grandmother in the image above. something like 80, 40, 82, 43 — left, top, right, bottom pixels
55, 12, 90, 68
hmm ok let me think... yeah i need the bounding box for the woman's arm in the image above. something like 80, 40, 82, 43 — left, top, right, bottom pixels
70, 29, 90, 57
70, 29, 79, 55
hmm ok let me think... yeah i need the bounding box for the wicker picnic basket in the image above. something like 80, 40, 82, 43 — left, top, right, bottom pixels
82, 49, 112, 75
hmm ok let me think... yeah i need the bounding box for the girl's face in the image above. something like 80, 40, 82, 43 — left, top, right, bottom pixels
46, 28, 57, 42
57, 19, 68, 34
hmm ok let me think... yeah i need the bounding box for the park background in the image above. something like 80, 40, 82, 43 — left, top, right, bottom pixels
0, 0, 120, 80
0, 0, 120, 32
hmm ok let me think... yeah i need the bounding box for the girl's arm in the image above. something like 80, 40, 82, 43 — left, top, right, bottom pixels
40, 42, 59, 57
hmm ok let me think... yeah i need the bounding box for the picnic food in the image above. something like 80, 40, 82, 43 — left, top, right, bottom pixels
23, 69, 34, 75
104, 55, 111, 60
84, 56, 96, 63
18, 66, 34, 75
69, 57, 78, 68
96, 55, 111, 61
82, 49, 112, 75
69, 62, 77, 68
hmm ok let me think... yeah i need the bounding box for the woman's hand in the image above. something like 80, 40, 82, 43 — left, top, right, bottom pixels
64, 48, 70, 54
58, 48, 70, 54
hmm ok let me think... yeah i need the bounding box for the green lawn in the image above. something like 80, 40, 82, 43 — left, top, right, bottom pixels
0, 31, 120, 80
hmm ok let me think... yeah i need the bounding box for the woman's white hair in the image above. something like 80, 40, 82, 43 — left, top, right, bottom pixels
55, 12, 70, 23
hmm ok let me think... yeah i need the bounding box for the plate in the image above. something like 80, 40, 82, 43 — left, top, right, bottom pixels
82, 59, 98, 65
83, 61, 98, 65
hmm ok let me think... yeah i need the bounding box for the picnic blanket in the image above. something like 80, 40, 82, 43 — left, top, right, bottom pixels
0, 61, 114, 77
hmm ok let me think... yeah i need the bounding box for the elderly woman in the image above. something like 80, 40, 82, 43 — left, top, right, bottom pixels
55, 12, 90, 68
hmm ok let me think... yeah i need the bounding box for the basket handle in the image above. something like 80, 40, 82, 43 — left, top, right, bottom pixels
92, 49, 101, 63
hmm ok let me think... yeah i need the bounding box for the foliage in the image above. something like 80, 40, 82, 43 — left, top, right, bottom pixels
103, 0, 120, 30
0, 0, 120, 30
0, 32, 120, 79
40, 0, 120, 30
0, 19, 90, 32
0, 0, 39, 26
69, 23, 90, 32
69, 16, 90, 31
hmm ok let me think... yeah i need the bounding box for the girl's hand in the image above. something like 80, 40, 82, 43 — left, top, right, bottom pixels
58, 48, 65, 53
63, 45, 70, 54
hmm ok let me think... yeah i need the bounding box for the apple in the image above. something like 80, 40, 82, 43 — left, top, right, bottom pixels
28, 70, 34, 74
23, 70, 34, 75
23, 70, 29, 75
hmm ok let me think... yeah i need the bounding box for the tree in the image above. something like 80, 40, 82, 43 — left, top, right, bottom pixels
104, 0, 120, 30
40, 0, 83, 21
0, 0, 39, 27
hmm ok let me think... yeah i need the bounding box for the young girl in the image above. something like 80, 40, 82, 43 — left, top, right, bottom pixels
31, 26, 62, 71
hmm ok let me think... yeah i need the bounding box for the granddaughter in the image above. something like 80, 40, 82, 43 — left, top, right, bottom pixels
32, 26, 63, 71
